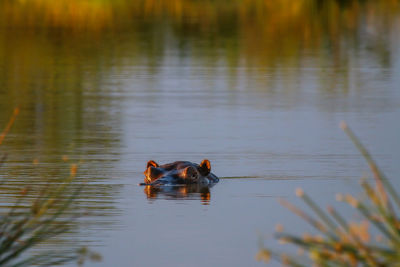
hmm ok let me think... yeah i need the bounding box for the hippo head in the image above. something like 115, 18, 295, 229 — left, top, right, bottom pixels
143, 159, 215, 185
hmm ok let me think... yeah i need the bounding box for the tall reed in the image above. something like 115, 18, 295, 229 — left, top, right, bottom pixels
0, 108, 100, 266
257, 122, 400, 266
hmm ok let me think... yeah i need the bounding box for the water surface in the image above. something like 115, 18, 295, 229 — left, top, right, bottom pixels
0, 1, 400, 266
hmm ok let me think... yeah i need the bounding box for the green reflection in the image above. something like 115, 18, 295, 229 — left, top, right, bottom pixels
0, 0, 398, 107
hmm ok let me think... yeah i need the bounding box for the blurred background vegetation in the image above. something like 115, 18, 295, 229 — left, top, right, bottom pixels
1, 0, 399, 124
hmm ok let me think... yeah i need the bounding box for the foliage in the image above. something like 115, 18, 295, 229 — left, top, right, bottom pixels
1, 0, 398, 117
1, 0, 398, 33
257, 122, 400, 266
0, 108, 100, 266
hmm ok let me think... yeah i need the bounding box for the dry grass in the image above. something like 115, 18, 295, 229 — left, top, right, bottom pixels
257, 122, 400, 266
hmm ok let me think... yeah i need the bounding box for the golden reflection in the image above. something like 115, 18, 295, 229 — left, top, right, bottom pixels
1, 0, 398, 31
0, 0, 398, 112
143, 184, 212, 205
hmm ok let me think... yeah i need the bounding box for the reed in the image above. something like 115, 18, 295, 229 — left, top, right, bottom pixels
0, 108, 100, 266
257, 122, 400, 266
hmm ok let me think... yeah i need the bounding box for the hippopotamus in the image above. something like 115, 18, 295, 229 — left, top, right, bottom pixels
141, 159, 219, 186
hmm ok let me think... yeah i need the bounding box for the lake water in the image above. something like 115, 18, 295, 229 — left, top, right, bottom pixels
0, 1, 400, 266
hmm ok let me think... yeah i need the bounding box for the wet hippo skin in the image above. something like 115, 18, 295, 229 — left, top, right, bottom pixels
141, 159, 219, 186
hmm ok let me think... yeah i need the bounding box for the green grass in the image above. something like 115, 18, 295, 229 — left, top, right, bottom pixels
0, 108, 100, 266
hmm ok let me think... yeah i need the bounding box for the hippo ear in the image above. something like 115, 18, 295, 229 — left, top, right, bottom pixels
144, 166, 163, 184
199, 159, 211, 176
147, 160, 159, 168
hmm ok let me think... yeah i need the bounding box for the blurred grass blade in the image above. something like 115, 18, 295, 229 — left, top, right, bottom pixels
296, 188, 338, 234
279, 198, 327, 233
0, 108, 19, 146
341, 121, 400, 210
262, 124, 400, 266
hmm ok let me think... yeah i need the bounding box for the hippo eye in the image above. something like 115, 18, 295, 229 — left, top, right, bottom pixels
182, 166, 198, 180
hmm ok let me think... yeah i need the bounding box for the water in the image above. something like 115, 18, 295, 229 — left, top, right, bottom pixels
0, 1, 400, 266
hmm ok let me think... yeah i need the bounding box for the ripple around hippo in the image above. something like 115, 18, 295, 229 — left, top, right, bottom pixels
143, 184, 213, 204
140, 159, 219, 186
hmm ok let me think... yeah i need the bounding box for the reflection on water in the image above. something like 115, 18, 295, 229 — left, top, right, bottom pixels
0, 0, 399, 266
143, 184, 212, 205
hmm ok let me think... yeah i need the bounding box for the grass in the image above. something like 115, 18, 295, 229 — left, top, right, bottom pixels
257, 122, 400, 266
0, 108, 100, 266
